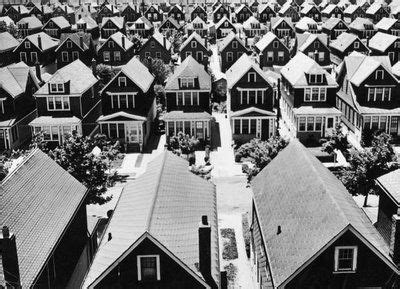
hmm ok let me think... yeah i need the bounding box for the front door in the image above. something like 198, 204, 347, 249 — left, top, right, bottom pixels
261, 119, 269, 140
325, 117, 334, 136
196, 121, 204, 139
126, 123, 140, 143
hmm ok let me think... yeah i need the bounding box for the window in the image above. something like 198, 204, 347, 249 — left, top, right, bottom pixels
20, 52, 27, 63
191, 41, 197, 48
103, 51, 110, 62
278, 51, 284, 61
318, 52, 325, 62
62, 51, 69, 62
232, 41, 238, 49
30, 52, 38, 63
114, 51, 121, 61
248, 72, 256, 82
368, 87, 392, 101
0, 99, 4, 114
304, 87, 326, 101
314, 41, 320, 49
151, 41, 155, 48
354, 41, 359, 49
227, 52, 233, 62
175, 91, 198, 105
299, 117, 306, 131
24, 41, 30, 49
66, 40, 72, 48
307, 117, 314, 131
334, 246, 357, 272
267, 51, 274, 62
137, 255, 160, 281
47, 96, 70, 111
273, 40, 278, 48
145, 52, 151, 58
108, 41, 115, 48
156, 52, 161, 58
375, 69, 384, 80
118, 76, 127, 87
234, 119, 241, 134
49, 83, 65, 93
181, 78, 195, 88
110, 94, 135, 108
72, 51, 79, 60
315, 117, 322, 131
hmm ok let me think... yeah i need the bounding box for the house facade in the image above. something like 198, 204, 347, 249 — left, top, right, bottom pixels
218, 32, 249, 73
255, 32, 290, 68
329, 32, 370, 66
144, 4, 163, 23
296, 33, 331, 66
138, 32, 172, 63
42, 16, 71, 38
368, 32, 400, 65
186, 16, 208, 37
100, 16, 125, 39
97, 32, 135, 66
128, 16, 154, 38
213, 4, 230, 23
271, 17, 295, 39
235, 4, 253, 23
180, 32, 210, 66
321, 17, 349, 40
258, 4, 276, 23
191, 4, 207, 22
215, 16, 236, 39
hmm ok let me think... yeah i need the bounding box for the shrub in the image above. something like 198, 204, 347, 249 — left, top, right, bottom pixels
221, 228, 238, 260
223, 263, 238, 284
242, 213, 251, 258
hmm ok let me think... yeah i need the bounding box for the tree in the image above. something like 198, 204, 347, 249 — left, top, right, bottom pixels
339, 132, 398, 207
236, 136, 289, 181
7, 23, 19, 39
167, 132, 200, 157
127, 33, 143, 53
0, 21, 7, 33
252, 35, 261, 46
321, 124, 351, 156
33, 132, 121, 205
167, 30, 184, 53
142, 57, 170, 84
96, 64, 118, 90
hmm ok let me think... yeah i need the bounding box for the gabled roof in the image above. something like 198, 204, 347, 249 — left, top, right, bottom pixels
349, 17, 375, 31
186, 15, 206, 29
301, 3, 318, 14
97, 111, 146, 122
0, 62, 38, 98
160, 16, 181, 29
32, 3, 53, 14
368, 31, 398, 52
129, 15, 153, 29
217, 32, 247, 52
297, 32, 328, 52
215, 15, 234, 29
35, 59, 97, 95
76, 15, 98, 29
1, 149, 87, 288
329, 32, 363, 52
243, 16, 266, 30
279, 2, 296, 14
180, 32, 208, 51
295, 16, 317, 31
99, 4, 117, 14
165, 55, 211, 90
321, 17, 347, 30
375, 17, 398, 31
366, 2, 383, 14
99, 31, 133, 51
56, 32, 92, 52
54, 4, 74, 14
235, 3, 251, 14
343, 4, 361, 14
258, 3, 276, 13
280, 52, 337, 87
147, 31, 171, 50
271, 16, 294, 30
0, 31, 19, 52
102, 56, 154, 93
17, 15, 42, 29
145, 3, 161, 14
376, 169, 400, 205
46, 15, 70, 29
252, 139, 398, 288
255, 31, 286, 51
16, 32, 59, 52
226, 54, 272, 89
101, 16, 124, 29
82, 152, 219, 288
0, 16, 14, 26
7, 5, 30, 15
321, 3, 339, 14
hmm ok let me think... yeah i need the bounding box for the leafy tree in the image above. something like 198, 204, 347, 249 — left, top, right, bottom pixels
321, 124, 351, 156
339, 132, 398, 207
167, 30, 184, 53
96, 64, 118, 90
33, 132, 121, 205
7, 23, 19, 39
0, 21, 6, 33
167, 132, 200, 157
127, 33, 143, 53
236, 136, 289, 181
252, 35, 261, 46
142, 57, 170, 84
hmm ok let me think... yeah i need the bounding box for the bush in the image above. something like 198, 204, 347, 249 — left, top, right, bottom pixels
242, 213, 251, 259
221, 228, 238, 260
223, 263, 238, 284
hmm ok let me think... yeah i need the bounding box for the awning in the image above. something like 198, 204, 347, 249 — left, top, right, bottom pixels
97, 111, 146, 122
230, 107, 276, 118
293, 106, 341, 116
29, 116, 81, 126
162, 111, 213, 121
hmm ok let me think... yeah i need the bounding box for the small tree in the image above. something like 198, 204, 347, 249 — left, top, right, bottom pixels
252, 35, 261, 46
0, 21, 7, 33
339, 132, 398, 206
168, 132, 200, 157
7, 23, 19, 39
168, 30, 184, 53
321, 124, 351, 156
127, 33, 143, 53
96, 64, 118, 90
142, 57, 170, 84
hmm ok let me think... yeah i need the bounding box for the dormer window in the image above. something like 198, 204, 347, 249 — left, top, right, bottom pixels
309, 73, 323, 84
248, 72, 256, 82
50, 83, 65, 93
25, 41, 30, 49
118, 76, 127, 87
191, 41, 197, 48
375, 69, 384, 80
181, 77, 195, 88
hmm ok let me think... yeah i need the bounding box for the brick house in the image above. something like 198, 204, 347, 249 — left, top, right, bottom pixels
280, 52, 341, 144
30, 59, 101, 142
368, 32, 400, 65
329, 32, 370, 66
226, 54, 276, 143
296, 32, 331, 66
17, 15, 42, 38
97, 57, 156, 152
251, 139, 400, 289
137, 32, 172, 64
218, 32, 249, 72
255, 31, 290, 68
321, 4, 344, 21
55, 32, 94, 68
97, 32, 135, 66
321, 17, 349, 40
180, 32, 211, 66
42, 16, 71, 38
128, 16, 154, 38
0, 32, 19, 67
100, 16, 125, 39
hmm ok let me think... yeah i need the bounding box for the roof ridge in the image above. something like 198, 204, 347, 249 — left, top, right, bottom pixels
145, 151, 169, 232
1, 148, 39, 185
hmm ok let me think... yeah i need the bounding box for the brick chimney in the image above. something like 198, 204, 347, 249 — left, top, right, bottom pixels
0, 226, 20, 287
390, 214, 400, 264
35, 61, 42, 82
91, 58, 97, 75
80, 35, 84, 49
64, 5, 67, 14
199, 215, 212, 282
163, 35, 166, 48
121, 34, 125, 49
37, 34, 42, 50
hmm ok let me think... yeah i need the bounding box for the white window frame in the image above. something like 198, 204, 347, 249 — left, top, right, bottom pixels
72, 51, 79, 60
248, 72, 256, 82
118, 76, 127, 87
24, 41, 30, 49
137, 255, 161, 281
66, 40, 72, 48
175, 91, 199, 105
110, 93, 136, 109
47, 96, 70, 111
0, 99, 5, 114
103, 51, 111, 62
304, 87, 327, 102
273, 40, 279, 48
367, 87, 392, 101
334, 246, 358, 272
232, 41, 238, 49
191, 40, 197, 48
181, 77, 195, 88
354, 41, 359, 49
20, 52, 27, 63
49, 83, 65, 93
62, 51, 69, 62
30, 52, 38, 63
114, 51, 121, 61
375, 69, 384, 80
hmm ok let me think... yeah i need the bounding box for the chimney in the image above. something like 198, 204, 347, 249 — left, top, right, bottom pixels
204, 55, 208, 71
121, 35, 125, 49
80, 35, 84, 49
41, 5, 44, 14
18, 5, 20, 13
205, 37, 208, 48
245, 36, 248, 47
163, 35, 166, 48
91, 58, 97, 75
35, 61, 42, 82
366, 36, 370, 48
198, 215, 212, 281
390, 214, 400, 264
64, 5, 67, 14
314, 50, 318, 61
88, 3, 90, 11
37, 34, 42, 50
0, 226, 20, 287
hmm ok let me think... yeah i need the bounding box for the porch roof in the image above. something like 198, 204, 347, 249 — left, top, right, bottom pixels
97, 111, 146, 122
162, 111, 212, 121
230, 107, 276, 117
358, 106, 400, 115
0, 118, 16, 128
29, 116, 81, 126
293, 106, 341, 115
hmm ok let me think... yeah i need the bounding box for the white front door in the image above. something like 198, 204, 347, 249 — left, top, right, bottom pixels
126, 123, 141, 143
325, 117, 335, 136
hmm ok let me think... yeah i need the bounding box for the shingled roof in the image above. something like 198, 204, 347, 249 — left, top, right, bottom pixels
17, 15, 42, 29
0, 31, 19, 52
1, 149, 87, 287
0, 62, 39, 98
82, 151, 219, 288
376, 169, 400, 204
252, 139, 398, 288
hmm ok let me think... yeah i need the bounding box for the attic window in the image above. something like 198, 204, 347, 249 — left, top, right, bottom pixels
232, 41, 238, 49
375, 69, 384, 80
66, 40, 72, 48
181, 77, 195, 88
108, 41, 115, 48
334, 246, 357, 272
50, 83, 65, 93
224, 21, 229, 27
273, 41, 278, 48
25, 41, 30, 49
118, 76, 127, 87
354, 41, 359, 49
309, 74, 323, 84
137, 255, 160, 281
191, 41, 197, 48
314, 41, 320, 49
151, 41, 155, 48
248, 72, 256, 82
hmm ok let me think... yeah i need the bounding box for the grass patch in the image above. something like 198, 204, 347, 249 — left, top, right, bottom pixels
223, 262, 238, 284
242, 212, 251, 259
221, 228, 238, 260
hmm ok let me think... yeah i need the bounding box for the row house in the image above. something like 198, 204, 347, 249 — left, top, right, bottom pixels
4, 5, 29, 22
218, 32, 249, 72
138, 32, 171, 64
17, 15, 42, 37
144, 4, 163, 23
280, 52, 340, 144
226, 54, 276, 143
243, 16, 267, 37
0, 32, 19, 67
255, 31, 290, 68
213, 4, 230, 23
375, 17, 400, 36
258, 3, 276, 23
180, 32, 211, 66
14, 32, 58, 66
128, 16, 153, 38
120, 4, 140, 23
55, 32, 94, 68
28, 4, 53, 23
249, 0, 260, 13
163, 56, 213, 143
186, 16, 208, 37
271, 17, 295, 39
321, 17, 349, 40
30, 59, 101, 143
300, 4, 322, 22
215, 16, 236, 38
52, 4, 75, 25
251, 139, 400, 289
296, 32, 331, 66
75, 4, 98, 23
278, 3, 300, 23
321, 4, 344, 21
96, 4, 118, 24
43, 16, 71, 38
368, 32, 400, 65
343, 4, 365, 23
76, 16, 100, 39
329, 32, 370, 66
168, 4, 185, 22
98, 32, 134, 66
348, 17, 376, 39
82, 151, 221, 288
295, 16, 319, 33
0, 62, 39, 151
335, 52, 400, 142
1, 149, 90, 288
365, 3, 389, 23
98, 57, 155, 152
191, 4, 207, 22
100, 16, 124, 39
235, 4, 253, 23
159, 16, 182, 34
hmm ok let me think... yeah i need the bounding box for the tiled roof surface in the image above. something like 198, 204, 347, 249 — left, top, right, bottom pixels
35, 59, 97, 95
1, 149, 87, 287
83, 152, 219, 287
0, 31, 19, 52
0, 62, 33, 98
368, 31, 398, 52
252, 139, 395, 287
165, 55, 211, 90
17, 15, 42, 29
